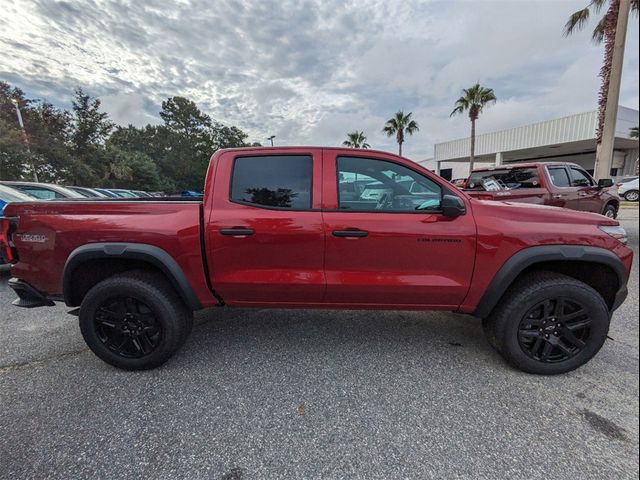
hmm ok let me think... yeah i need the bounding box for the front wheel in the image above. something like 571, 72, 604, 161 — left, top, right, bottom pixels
624, 190, 639, 202
79, 270, 193, 370
602, 204, 617, 219
483, 272, 610, 375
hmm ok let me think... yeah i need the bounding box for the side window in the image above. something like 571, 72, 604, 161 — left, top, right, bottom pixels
548, 167, 571, 187
231, 155, 312, 209
570, 168, 594, 187
337, 156, 442, 212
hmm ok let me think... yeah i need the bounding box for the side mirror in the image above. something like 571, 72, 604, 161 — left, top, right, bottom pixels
442, 194, 466, 217
598, 179, 614, 188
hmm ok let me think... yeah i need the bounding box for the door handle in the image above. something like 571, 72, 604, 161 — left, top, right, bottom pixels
332, 229, 368, 238
553, 194, 564, 199
578, 192, 588, 197
219, 228, 255, 236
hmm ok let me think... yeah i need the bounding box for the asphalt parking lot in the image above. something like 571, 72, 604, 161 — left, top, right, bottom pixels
1, 208, 638, 480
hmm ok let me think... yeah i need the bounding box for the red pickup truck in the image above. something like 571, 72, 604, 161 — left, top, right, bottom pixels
465, 162, 620, 218
1, 147, 632, 375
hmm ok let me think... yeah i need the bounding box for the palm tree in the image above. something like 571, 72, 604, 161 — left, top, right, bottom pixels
450, 83, 497, 175
630, 126, 639, 138
343, 131, 370, 149
564, 0, 639, 146
383, 111, 419, 156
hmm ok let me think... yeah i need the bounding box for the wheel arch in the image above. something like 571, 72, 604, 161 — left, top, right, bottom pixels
474, 245, 628, 318
63, 243, 202, 311
603, 199, 619, 214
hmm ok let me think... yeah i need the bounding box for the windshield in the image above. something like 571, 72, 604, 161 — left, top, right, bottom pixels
466, 168, 540, 191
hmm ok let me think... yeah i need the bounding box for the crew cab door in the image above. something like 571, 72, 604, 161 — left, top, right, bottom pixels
568, 166, 602, 213
321, 151, 476, 307
546, 165, 581, 210
205, 150, 325, 305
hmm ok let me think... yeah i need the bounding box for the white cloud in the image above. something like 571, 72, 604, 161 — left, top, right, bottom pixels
0, 0, 637, 160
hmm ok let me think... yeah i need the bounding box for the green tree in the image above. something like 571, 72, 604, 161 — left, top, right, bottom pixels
104, 147, 163, 191
630, 126, 639, 138
0, 82, 72, 182
69, 88, 114, 183
343, 131, 370, 149
450, 83, 497, 175
383, 111, 418, 156
564, 0, 639, 145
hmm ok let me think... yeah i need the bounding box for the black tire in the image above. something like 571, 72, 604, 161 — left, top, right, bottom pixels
602, 204, 617, 219
483, 272, 610, 375
623, 190, 639, 202
79, 270, 193, 370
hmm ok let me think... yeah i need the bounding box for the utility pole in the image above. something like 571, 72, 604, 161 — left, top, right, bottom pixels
593, 0, 630, 180
11, 99, 38, 182
267, 135, 276, 147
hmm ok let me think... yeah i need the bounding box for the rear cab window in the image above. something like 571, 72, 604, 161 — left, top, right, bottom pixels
466, 167, 540, 191
230, 155, 313, 210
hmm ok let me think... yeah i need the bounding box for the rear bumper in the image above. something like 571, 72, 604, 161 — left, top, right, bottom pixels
8, 278, 55, 308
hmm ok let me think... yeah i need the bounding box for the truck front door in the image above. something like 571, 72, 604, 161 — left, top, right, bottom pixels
569, 166, 602, 213
321, 151, 476, 308
206, 150, 325, 306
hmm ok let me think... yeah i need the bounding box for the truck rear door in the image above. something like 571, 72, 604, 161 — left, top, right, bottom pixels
205, 149, 325, 306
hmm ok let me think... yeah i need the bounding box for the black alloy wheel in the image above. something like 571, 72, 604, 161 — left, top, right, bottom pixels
518, 297, 591, 363
482, 271, 610, 374
94, 296, 162, 358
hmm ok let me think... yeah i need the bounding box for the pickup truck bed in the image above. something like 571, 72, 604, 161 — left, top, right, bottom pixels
8, 200, 216, 309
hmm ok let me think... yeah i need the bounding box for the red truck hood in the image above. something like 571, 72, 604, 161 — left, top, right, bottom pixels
469, 199, 619, 226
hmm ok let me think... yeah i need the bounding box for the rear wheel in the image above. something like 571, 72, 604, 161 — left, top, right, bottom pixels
79, 270, 193, 370
483, 272, 610, 375
624, 190, 639, 202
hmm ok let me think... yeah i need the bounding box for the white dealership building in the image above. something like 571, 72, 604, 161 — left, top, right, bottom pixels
418, 106, 639, 181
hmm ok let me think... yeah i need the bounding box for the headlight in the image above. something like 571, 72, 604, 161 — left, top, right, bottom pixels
598, 225, 628, 245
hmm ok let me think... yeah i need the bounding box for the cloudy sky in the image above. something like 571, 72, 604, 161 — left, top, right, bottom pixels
1, 0, 638, 159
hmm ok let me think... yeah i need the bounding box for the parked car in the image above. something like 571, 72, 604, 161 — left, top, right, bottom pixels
618, 177, 639, 202
108, 189, 139, 198
617, 175, 638, 184
131, 190, 153, 197
0, 181, 85, 200
66, 186, 109, 198
464, 162, 620, 218
0, 184, 36, 212
180, 190, 203, 197
1, 147, 632, 375
93, 188, 120, 198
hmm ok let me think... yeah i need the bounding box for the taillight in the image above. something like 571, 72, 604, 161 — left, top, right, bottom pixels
0, 218, 17, 264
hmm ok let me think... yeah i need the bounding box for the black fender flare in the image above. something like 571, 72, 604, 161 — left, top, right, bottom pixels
63, 242, 202, 310
473, 245, 628, 318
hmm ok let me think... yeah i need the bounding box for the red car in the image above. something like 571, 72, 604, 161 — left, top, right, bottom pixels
1, 148, 632, 374
464, 162, 620, 218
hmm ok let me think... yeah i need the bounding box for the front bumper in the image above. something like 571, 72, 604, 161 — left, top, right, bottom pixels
8, 278, 55, 308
